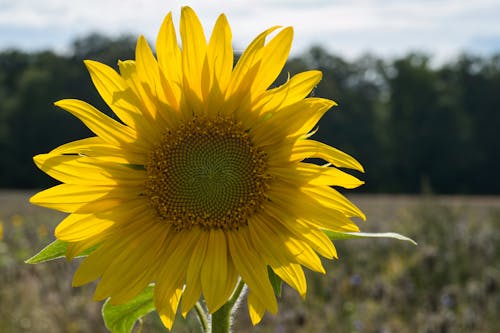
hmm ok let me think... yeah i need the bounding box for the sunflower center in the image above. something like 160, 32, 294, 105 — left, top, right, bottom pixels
145, 116, 270, 231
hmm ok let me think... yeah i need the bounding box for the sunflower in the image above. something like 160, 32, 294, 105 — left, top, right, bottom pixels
31, 6, 365, 329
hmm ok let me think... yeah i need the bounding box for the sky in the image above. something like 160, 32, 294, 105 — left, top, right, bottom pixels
1, 0, 499, 62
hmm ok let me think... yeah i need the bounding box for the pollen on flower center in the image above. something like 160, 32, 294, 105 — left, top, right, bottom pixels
145, 116, 271, 231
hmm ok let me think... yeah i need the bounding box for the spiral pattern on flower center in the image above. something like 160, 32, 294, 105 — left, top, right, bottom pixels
145, 116, 271, 231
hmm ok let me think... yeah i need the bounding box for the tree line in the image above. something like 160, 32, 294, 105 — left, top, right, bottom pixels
1, 34, 499, 193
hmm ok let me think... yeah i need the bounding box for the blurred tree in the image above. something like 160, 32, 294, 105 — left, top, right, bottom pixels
0, 34, 136, 188
0, 36, 498, 193
1, 51, 92, 187
453, 55, 500, 193
381, 54, 469, 193
297, 46, 384, 191
71, 33, 136, 68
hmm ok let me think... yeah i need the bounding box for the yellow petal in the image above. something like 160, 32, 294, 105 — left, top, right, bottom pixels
201, 229, 236, 312
286, 237, 325, 273
227, 229, 278, 314
248, 215, 307, 297
253, 70, 322, 115
248, 290, 266, 325
252, 98, 335, 146
55, 198, 148, 241
258, 199, 338, 259
298, 163, 364, 188
30, 183, 142, 213
180, 6, 207, 101
222, 258, 239, 307
56, 214, 114, 242
251, 27, 293, 97
302, 185, 366, 220
136, 36, 180, 129
66, 234, 105, 260
252, 211, 325, 273
84, 60, 152, 135
227, 26, 279, 95
73, 248, 111, 286
134, 37, 159, 108
294, 221, 338, 259
155, 228, 202, 329
136, 37, 162, 111
54, 99, 138, 146
270, 163, 364, 188
223, 26, 280, 116
73, 213, 156, 286
118, 60, 140, 94
156, 12, 182, 106
206, 13, 233, 114
155, 282, 183, 330
96, 222, 167, 304
48, 137, 146, 165
268, 183, 360, 232
292, 139, 365, 172
33, 154, 144, 185
72, 224, 146, 286
271, 263, 306, 299
117, 59, 174, 138
181, 232, 209, 316
136, 36, 160, 93
136, 36, 175, 111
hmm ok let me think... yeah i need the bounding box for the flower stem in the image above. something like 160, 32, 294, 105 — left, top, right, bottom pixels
194, 302, 209, 333
211, 302, 231, 333
227, 279, 245, 308
210, 280, 246, 333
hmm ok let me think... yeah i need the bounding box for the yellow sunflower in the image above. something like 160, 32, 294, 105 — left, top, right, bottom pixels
31, 6, 365, 329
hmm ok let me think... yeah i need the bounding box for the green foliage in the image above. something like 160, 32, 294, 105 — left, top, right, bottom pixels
25, 239, 68, 263
102, 285, 156, 333
25, 239, 97, 264
324, 230, 417, 245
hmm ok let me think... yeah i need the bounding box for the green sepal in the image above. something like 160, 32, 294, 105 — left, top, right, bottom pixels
25, 239, 98, 264
323, 230, 417, 245
102, 285, 155, 333
267, 266, 283, 297
25, 239, 68, 263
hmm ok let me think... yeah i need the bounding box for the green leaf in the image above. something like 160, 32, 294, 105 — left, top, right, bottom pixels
25, 239, 68, 264
324, 230, 417, 245
102, 285, 156, 333
25, 239, 98, 264
267, 266, 283, 297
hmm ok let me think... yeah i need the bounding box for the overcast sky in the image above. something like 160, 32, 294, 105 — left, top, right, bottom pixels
1, 0, 499, 62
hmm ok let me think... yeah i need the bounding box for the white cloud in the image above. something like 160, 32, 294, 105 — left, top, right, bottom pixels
0, 0, 499, 60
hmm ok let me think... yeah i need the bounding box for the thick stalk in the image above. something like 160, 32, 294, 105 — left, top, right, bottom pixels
210, 280, 246, 333
211, 302, 231, 333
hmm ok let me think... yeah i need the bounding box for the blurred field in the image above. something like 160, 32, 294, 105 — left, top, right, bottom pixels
1, 191, 499, 332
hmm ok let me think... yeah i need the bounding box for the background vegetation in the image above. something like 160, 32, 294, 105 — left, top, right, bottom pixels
1, 34, 499, 193
1, 35, 499, 332
1, 192, 498, 332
